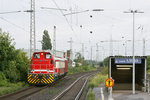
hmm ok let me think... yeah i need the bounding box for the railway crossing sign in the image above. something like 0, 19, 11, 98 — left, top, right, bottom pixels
105, 78, 114, 87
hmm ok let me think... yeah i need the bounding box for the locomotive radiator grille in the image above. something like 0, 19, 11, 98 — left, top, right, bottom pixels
27, 74, 54, 85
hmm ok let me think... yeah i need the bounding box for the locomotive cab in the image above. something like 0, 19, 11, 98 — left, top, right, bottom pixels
30, 52, 54, 74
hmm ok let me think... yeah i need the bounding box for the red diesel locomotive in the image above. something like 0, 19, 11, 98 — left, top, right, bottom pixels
27, 51, 68, 85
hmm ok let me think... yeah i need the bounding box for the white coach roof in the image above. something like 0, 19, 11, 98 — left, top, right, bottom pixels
54, 57, 67, 61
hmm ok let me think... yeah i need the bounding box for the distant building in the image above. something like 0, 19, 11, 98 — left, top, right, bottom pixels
72, 62, 76, 67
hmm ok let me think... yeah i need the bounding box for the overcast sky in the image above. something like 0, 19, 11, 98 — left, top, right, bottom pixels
0, 0, 150, 60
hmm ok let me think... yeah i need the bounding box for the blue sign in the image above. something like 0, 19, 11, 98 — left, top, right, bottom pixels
115, 58, 142, 64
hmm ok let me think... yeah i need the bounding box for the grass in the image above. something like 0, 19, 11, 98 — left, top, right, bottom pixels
147, 69, 150, 74
87, 90, 95, 100
49, 89, 60, 95
87, 67, 108, 100
0, 82, 28, 96
88, 67, 108, 89
68, 65, 96, 75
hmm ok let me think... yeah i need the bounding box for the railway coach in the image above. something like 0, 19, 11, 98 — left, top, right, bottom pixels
27, 51, 68, 85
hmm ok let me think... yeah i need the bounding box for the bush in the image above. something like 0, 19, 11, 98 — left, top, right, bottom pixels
88, 73, 107, 88
0, 82, 28, 96
147, 56, 150, 70
0, 29, 29, 83
68, 65, 96, 74
0, 71, 7, 86
87, 90, 95, 100
100, 67, 108, 75
88, 67, 108, 88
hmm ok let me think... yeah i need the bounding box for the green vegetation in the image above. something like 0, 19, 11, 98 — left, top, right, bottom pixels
0, 29, 30, 96
68, 52, 97, 74
49, 89, 60, 95
147, 70, 150, 74
42, 30, 52, 50
99, 57, 109, 67
68, 65, 96, 74
0, 29, 29, 83
87, 90, 95, 100
147, 56, 150, 73
88, 67, 108, 89
87, 67, 108, 100
0, 82, 28, 96
74, 52, 87, 67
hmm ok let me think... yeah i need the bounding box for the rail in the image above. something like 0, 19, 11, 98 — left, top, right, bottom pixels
53, 74, 89, 100
75, 74, 93, 100
0, 86, 47, 100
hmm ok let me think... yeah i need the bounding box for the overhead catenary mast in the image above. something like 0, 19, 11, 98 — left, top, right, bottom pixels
67, 37, 73, 66
53, 26, 56, 57
82, 43, 84, 58
29, 0, 36, 58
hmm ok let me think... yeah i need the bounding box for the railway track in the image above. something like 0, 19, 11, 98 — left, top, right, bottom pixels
0, 86, 48, 100
0, 70, 98, 100
53, 71, 97, 100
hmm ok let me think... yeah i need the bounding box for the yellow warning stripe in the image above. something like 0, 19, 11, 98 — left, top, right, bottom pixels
41, 79, 43, 84
50, 75, 54, 79
42, 79, 46, 84
32, 77, 38, 83
28, 74, 35, 82
29, 76, 36, 83
49, 77, 53, 82
47, 78, 52, 83
28, 74, 55, 84
43, 77, 47, 83
28, 74, 32, 79
29, 75, 37, 83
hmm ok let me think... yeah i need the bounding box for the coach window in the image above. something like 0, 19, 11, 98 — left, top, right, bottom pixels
33, 53, 40, 59
45, 53, 51, 59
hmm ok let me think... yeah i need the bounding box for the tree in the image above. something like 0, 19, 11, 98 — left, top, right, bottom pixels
42, 30, 52, 50
74, 52, 87, 67
99, 57, 109, 67
0, 29, 29, 82
147, 56, 150, 70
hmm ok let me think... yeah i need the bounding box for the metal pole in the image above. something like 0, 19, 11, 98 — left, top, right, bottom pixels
143, 38, 145, 56
125, 41, 127, 56
91, 46, 92, 62
82, 43, 84, 58
96, 43, 99, 62
132, 11, 135, 94
30, 0, 32, 58
124, 10, 144, 94
148, 79, 149, 93
103, 49, 105, 67
67, 38, 73, 67
109, 57, 111, 78
110, 33, 113, 56
30, 0, 36, 58
70, 37, 73, 61
33, 0, 36, 52
53, 26, 56, 57
145, 58, 147, 92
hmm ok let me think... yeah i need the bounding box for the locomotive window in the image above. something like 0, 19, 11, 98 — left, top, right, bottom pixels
33, 53, 40, 59
45, 53, 51, 59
